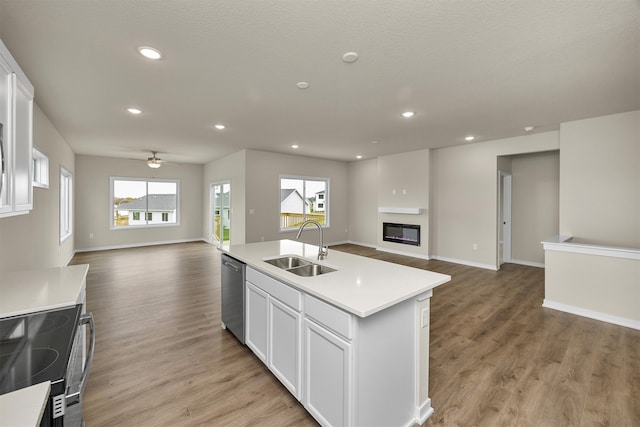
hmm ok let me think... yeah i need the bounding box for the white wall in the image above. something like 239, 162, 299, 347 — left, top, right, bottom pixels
202, 149, 246, 245
243, 150, 349, 245
511, 151, 560, 265
377, 149, 430, 258
559, 110, 640, 248
544, 249, 640, 327
431, 131, 560, 269
348, 158, 377, 246
542, 111, 639, 329
74, 155, 204, 250
0, 104, 75, 272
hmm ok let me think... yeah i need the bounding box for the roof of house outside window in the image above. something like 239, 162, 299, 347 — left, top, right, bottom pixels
118, 194, 176, 211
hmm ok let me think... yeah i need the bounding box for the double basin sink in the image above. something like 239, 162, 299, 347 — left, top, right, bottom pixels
264, 256, 336, 277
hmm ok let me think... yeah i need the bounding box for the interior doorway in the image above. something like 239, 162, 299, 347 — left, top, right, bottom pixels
210, 180, 231, 247
498, 170, 512, 266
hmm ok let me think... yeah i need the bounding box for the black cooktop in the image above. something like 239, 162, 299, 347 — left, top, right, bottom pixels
0, 305, 81, 395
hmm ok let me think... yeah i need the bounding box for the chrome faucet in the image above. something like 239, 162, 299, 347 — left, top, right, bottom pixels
295, 220, 328, 260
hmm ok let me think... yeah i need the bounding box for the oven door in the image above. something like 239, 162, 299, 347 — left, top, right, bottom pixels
61, 313, 95, 426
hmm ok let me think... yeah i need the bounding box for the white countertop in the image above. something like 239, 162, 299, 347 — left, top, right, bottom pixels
0, 381, 50, 427
0, 264, 89, 318
222, 240, 450, 317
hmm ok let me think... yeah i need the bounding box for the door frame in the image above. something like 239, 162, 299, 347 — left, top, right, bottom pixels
498, 170, 512, 266
209, 180, 231, 247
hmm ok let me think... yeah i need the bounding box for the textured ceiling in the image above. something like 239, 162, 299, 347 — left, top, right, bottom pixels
0, 1, 638, 164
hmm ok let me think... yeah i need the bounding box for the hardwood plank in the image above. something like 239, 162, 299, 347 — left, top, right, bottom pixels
68, 242, 640, 427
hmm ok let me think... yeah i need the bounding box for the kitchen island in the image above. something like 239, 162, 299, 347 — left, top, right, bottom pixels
222, 240, 450, 427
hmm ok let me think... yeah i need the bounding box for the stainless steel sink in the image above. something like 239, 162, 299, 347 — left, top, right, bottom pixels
263, 256, 336, 277
264, 256, 311, 269
287, 263, 337, 277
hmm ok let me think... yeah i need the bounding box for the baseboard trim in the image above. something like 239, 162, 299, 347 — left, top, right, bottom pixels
542, 299, 640, 331
431, 256, 498, 271
63, 251, 76, 266
414, 398, 435, 426
509, 259, 545, 268
75, 238, 206, 253
376, 246, 431, 260
337, 240, 377, 249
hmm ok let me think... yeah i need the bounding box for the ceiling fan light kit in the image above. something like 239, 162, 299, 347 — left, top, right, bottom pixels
147, 151, 162, 168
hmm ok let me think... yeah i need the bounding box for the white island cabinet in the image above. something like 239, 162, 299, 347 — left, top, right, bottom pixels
224, 240, 450, 427
246, 266, 302, 399
304, 294, 353, 426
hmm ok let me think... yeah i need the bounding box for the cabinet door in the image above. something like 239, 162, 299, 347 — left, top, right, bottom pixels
304, 318, 351, 427
245, 282, 268, 363
12, 76, 33, 212
269, 297, 301, 399
0, 56, 11, 213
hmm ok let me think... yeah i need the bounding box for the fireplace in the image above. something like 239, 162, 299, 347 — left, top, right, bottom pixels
383, 222, 421, 246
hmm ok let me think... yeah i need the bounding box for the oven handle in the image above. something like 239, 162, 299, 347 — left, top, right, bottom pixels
66, 312, 95, 406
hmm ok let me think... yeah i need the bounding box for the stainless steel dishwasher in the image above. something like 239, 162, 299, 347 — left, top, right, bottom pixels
221, 253, 246, 344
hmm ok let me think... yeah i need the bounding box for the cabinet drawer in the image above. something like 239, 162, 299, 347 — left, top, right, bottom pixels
247, 267, 302, 311
304, 294, 353, 340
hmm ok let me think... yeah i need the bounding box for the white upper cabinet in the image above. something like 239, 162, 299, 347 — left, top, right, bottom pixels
0, 38, 34, 218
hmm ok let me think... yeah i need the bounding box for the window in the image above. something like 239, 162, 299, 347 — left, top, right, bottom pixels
60, 167, 72, 243
110, 177, 179, 229
32, 147, 49, 189
279, 176, 329, 230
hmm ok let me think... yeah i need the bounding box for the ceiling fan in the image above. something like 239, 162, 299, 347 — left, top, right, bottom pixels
147, 151, 163, 168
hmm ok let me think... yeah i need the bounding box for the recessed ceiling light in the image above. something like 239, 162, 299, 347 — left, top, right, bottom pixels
291, 144, 299, 149
465, 136, 475, 141
296, 81, 310, 89
127, 107, 142, 114
138, 46, 162, 60
524, 126, 535, 132
402, 111, 415, 118
342, 52, 359, 63
356, 155, 363, 159
214, 124, 226, 130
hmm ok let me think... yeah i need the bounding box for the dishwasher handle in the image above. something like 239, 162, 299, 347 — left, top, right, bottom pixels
223, 260, 240, 272
66, 313, 95, 406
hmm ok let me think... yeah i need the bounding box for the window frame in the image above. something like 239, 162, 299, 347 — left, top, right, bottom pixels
32, 147, 49, 189
59, 166, 73, 244
279, 174, 330, 232
109, 177, 180, 230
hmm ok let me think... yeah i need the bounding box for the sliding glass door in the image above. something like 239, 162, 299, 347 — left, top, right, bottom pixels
210, 181, 231, 246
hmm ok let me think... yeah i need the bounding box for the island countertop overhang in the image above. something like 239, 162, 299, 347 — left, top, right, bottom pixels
221, 240, 450, 317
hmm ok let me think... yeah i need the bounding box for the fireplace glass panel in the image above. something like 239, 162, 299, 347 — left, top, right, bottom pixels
383, 222, 420, 246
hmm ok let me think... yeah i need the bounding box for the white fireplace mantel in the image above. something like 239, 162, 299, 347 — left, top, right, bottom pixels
378, 207, 423, 215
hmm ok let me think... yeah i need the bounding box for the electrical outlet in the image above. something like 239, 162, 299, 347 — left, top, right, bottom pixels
472, 243, 478, 251
89, 233, 94, 239
421, 308, 429, 328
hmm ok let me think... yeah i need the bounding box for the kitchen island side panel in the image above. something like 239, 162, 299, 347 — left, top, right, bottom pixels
355, 297, 422, 427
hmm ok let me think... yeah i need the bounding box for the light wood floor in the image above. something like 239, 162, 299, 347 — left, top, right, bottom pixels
69, 242, 640, 426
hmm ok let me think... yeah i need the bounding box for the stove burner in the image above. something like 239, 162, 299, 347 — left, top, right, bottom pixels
0, 305, 82, 397
0, 348, 60, 390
